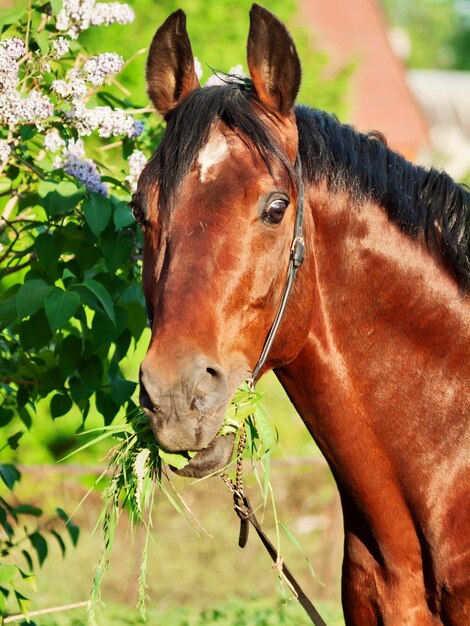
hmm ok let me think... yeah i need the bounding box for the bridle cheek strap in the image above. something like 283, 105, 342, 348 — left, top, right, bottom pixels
251, 157, 305, 384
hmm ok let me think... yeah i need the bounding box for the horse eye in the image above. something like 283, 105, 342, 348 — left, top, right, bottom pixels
263, 198, 288, 224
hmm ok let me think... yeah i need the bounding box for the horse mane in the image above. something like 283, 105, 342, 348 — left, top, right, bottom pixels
147, 79, 470, 291
296, 105, 470, 291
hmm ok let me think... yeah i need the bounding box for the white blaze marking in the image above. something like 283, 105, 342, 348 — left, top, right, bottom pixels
197, 133, 229, 182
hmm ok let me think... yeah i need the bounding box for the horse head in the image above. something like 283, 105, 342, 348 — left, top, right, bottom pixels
134, 5, 312, 477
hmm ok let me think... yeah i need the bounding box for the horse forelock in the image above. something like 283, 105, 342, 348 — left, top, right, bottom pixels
144, 80, 293, 213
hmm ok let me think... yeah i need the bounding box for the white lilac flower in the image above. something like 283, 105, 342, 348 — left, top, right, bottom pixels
0, 39, 23, 92
52, 37, 70, 59
84, 52, 123, 86
90, 2, 135, 26
0, 38, 25, 60
0, 140, 11, 164
56, 0, 97, 38
52, 71, 87, 101
0, 90, 53, 126
126, 149, 147, 191
22, 91, 54, 121
205, 64, 246, 87
51, 79, 69, 98
67, 103, 143, 138
44, 129, 65, 153
194, 57, 203, 82
0, 56, 19, 91
56, 0, 134, 39
55, 138, 108, 195
66, 137, 86, 158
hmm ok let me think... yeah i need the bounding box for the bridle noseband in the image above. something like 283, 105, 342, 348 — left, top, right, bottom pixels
251, 157, 305, 384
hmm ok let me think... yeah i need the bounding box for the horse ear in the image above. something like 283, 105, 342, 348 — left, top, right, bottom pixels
146, 10, 200, 118
247, 4, 301, 117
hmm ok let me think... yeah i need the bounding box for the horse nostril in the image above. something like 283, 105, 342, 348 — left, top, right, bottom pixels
190, 361, 228, 412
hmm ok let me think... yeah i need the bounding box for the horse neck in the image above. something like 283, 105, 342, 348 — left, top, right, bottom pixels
276, 181, 470, 525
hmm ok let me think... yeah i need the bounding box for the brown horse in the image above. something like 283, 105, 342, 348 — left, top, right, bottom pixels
133, 5, 470, 625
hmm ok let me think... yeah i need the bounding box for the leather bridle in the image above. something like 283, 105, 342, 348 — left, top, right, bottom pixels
251, 156, 305, 383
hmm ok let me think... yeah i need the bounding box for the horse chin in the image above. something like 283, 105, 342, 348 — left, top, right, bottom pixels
171, 433, 235, 478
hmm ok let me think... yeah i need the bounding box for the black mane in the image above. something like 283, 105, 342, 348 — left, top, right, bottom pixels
147, 80, 470, 291
296, 105, 470, 291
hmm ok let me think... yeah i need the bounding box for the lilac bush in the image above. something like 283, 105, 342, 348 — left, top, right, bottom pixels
0, 1, 154, 619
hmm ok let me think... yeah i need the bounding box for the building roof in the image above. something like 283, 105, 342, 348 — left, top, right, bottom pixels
298, 0, 429, 160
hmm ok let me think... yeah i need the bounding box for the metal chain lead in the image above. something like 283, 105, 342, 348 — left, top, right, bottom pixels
220, 424, 247, 491
235, 422, 247, 496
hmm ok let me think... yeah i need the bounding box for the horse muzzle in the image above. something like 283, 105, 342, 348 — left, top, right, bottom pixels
139, 351, 232, 474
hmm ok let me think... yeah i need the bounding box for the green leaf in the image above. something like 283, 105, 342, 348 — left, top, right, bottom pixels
0, 295, 18, 327
56, 509, 80, 546
0, 407, 14, 427
50, 530, 66, 557
17, 386, 29, 409
0, 7, 26, 27
123, 301, 147, 341
18, 406, 32, 430
19, 309, 53, 350
50, 393, 73, 419
158, 450, 191, 470
91, 311, 117, 346
45, 288, 80, 332
69, 375, 93, 404
58, 334, 83, 376
102, 231, 134, 273
35, 232, 64, 270
74, 279, 115, 324
39, 181, 85, 217
95, 390, 119, 425
110, 376, 136, 407
6, 431, 23, 451
113, 329, 131, 363
0, 506, 13, 537
0, 564, 17, 584
39, 366, 66, 398
21, 550, 33, 572
113, 201, 135, 229
77, 355, 103, 390
50, 0, 63, 15
13, 504, 43, 517
18, 569, 36, 591
0, 464, 21, 489
30, 532, 48, 566
16, 279, 52, 318
14, 589, 31, 618
83, 193, 112, 236
253, 412, 278, 452
36, 30, 49, 55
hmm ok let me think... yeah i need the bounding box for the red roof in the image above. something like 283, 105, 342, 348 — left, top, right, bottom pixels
298, 0, 429, 160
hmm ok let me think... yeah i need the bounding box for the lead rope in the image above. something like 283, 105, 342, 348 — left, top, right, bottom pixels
220, 423, 327, 626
